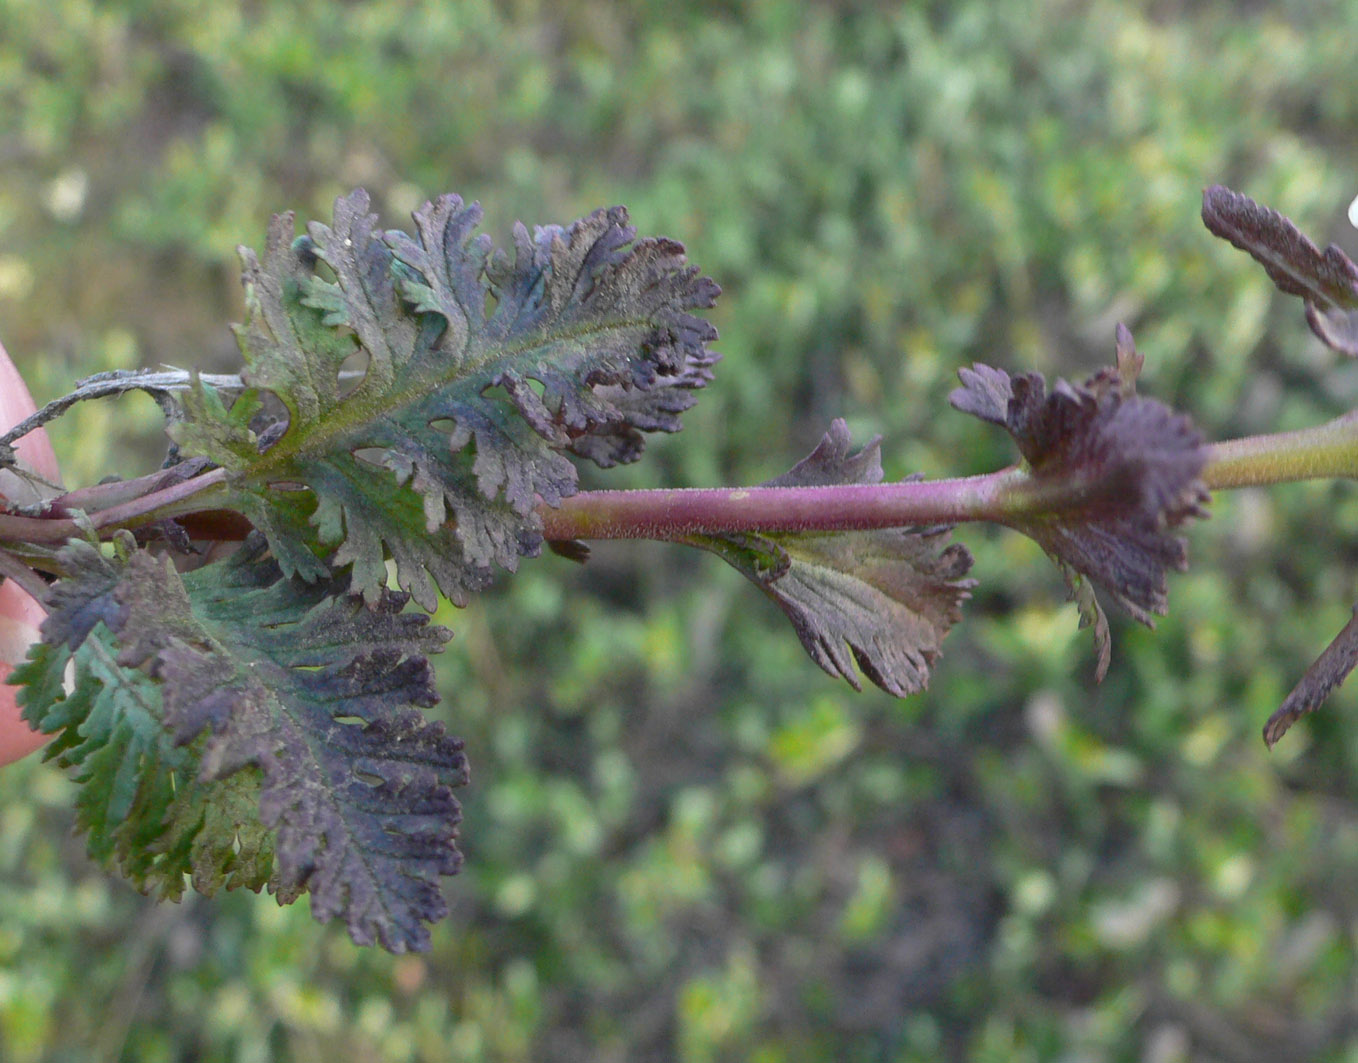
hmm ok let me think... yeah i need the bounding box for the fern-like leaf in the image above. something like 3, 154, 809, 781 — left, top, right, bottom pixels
14, 535, 465, 952
171, 191, 719, 608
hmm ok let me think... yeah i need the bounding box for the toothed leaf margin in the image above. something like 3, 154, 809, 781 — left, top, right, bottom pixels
689, 420, 976, 697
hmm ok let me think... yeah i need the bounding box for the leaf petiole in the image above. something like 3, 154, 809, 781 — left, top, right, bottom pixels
0, 467, 233, 551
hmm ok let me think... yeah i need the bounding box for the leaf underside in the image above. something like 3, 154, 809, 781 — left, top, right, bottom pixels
1202, 184, 1358, 356
171, 191, 720, 609
14, 535, 465, 953
688, 419, 976, 697
951, 326, 1208, 679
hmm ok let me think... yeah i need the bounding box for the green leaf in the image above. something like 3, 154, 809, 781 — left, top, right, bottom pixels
13, 602, 251, 900
950, 326, 1208, 674
172, 190, 720, 608
13, 536, 465, 953
688, 420, 976, 696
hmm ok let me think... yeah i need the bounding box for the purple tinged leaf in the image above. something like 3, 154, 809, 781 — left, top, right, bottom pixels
689, 420, 976, 697
951, 328, 1208, 673
1263, 606, 1358, 748
386, 195, 490, 364
238, 211, 358, 424
949, 363, 1014, 427
20, 536, 467, 953
174, 190, 720, 608
1202, 184, 1358, 356
303, 190, 415, 394
13, 635, 224, 894
761, 418, 884, 489
10, 538, 273, 897
37, 537, 130, 650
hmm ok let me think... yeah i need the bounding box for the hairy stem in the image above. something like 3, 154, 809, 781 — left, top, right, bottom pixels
1203, 412, 1358, 488
538, 465, 1107, 541
543, 413, 1358, 542
5, 412, 1358, 561
0, 468, 232, 546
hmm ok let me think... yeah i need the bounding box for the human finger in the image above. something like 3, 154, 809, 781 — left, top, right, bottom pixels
0, 342, 62, 764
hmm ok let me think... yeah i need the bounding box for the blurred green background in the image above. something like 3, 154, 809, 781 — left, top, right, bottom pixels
5, 0, 1358, 1059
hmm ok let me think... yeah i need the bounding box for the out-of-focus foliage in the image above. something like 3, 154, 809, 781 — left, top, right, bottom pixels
5, 0, 1358, 1059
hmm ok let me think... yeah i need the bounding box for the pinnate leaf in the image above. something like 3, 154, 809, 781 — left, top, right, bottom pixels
1202, 184, 1358, 356
13, 536, 466, 953
16, 633, 195, 890
171, 190, 719, 608
951, 327, 1208, 676
689, 420, 976, 696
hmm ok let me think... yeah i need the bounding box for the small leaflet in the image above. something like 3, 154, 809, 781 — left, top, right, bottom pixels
688, 420, 976, 697
1202, 184, 1358, 357
950, 328, 1208, 675
1264, 607, 1358, 748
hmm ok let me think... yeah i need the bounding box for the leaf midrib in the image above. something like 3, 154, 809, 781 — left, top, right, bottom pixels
234, 310, 652, 480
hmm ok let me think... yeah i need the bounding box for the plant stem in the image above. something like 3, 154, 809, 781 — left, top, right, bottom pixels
0, 468, 232, 546
1203, 412, 1358, 488
0, 548, 49, 601
5, 411, 1358, 558
544, 413, 1358, 542
538, 465, 1104, 541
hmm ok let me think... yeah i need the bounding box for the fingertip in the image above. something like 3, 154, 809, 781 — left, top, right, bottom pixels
0, 579, 49, 765
0, 340, 57, 765
0, 339, 61, 483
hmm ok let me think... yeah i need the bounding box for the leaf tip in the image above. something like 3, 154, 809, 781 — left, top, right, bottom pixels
1262, 605, 1358, 749
1114, 323, 1142, 393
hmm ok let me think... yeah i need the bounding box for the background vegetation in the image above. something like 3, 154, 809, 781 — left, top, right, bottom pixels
4, 1, 1358, 1059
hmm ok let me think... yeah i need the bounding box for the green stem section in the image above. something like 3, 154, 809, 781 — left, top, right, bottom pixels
1203, 412, 1358, 489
